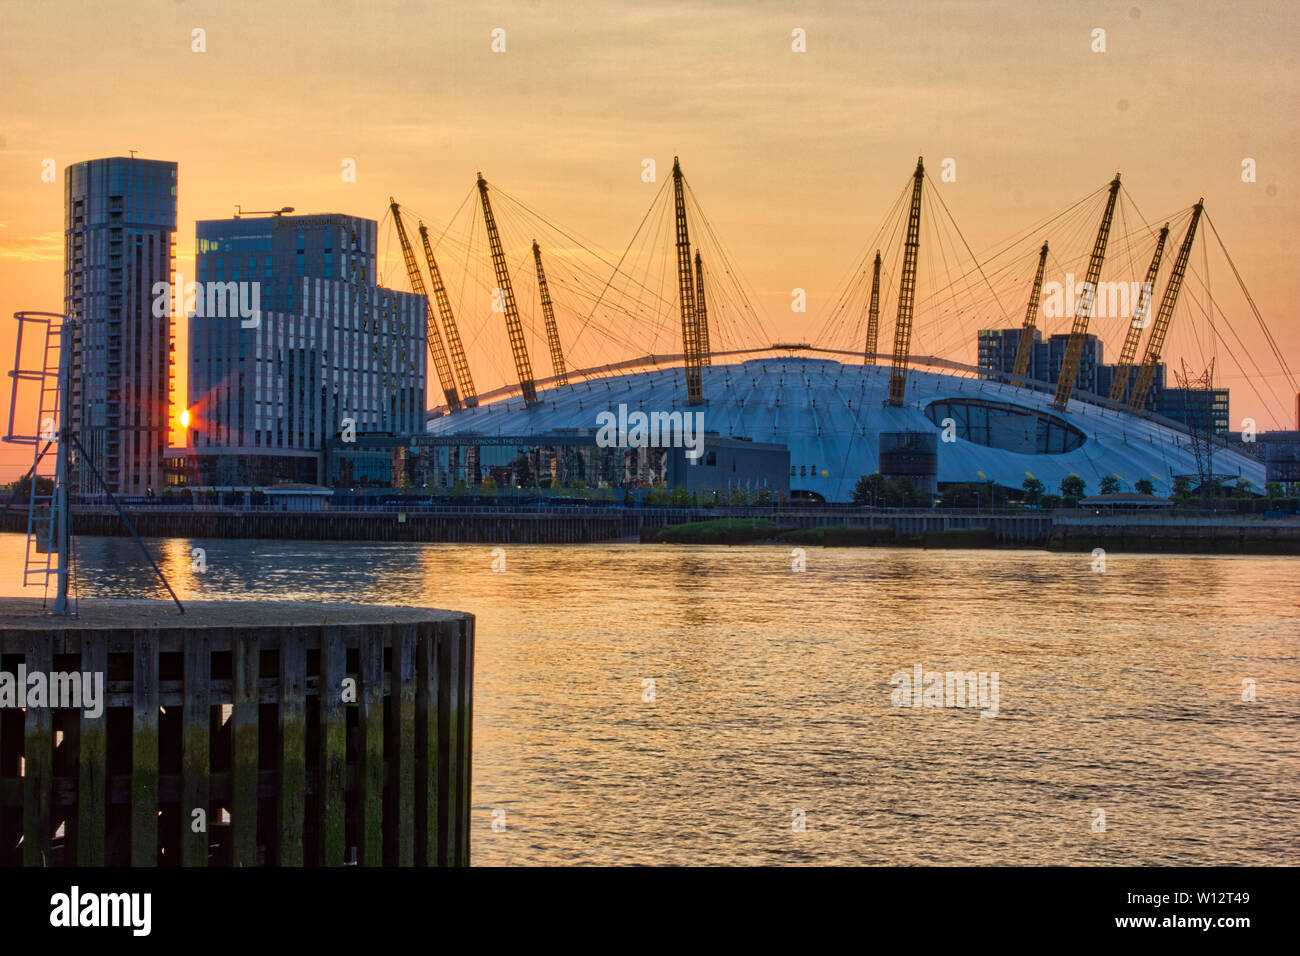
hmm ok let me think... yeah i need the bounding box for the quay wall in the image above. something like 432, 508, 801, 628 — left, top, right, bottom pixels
1, 506, 1053, 546
1048, 514, 1300, 554
5, 506, 1299, 552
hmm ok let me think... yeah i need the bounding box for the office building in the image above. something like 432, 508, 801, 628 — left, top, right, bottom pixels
976, 329, 1107, 397
978, 327, 1185, 418
185, 212, 425, 486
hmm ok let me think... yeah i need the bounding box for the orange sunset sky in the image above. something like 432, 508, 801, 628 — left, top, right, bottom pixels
1, 0, 1297, 482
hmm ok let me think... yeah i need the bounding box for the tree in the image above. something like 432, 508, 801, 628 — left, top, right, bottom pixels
852, 472, 887, 506
755, 486, 774, 506
398, 470, 413, 494
1134, 478, 1156, 496
940, 482, 982, 509
1021, 477, 1045, 507
1099, 475, 1122, 495
1266, 481, 1284, 500
1040, 493, 1063, 511
1171, 476, 1193, 502
645, 480, 671, 507
885, 476, 926, 508
1234, 479, 1254, 498
670, 485, 693, 507
1055, 476, 1086, 504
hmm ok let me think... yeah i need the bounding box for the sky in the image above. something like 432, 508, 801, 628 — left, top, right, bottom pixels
1, 0, 1297, 481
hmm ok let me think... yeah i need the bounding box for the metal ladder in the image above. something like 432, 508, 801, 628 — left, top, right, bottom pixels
24, 315, 64, 586
4, 312, 73, 606
7, 310, 180, 615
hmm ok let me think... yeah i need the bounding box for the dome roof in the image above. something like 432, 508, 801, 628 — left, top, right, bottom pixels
427, 358, 1263, 501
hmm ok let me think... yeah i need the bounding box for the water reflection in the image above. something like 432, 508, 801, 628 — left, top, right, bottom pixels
2, 532, 1295, 865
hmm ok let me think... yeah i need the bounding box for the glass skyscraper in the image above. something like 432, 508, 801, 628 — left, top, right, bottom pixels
65, 157, 178, 496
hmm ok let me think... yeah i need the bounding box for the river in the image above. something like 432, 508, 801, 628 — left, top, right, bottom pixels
2, 533, 1296, 865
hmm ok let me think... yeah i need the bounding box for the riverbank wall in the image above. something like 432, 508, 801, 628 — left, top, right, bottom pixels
4, 505, 1299, 554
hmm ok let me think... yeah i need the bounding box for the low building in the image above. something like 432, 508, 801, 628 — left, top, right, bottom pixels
670, 436, 789, 498
324, 431, 789, 499
263, 483, 333, 511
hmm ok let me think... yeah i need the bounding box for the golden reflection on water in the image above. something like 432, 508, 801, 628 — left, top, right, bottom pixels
2, 533, 1297, 865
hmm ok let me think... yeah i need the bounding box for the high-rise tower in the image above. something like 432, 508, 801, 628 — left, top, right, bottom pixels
65, 157, 178, 496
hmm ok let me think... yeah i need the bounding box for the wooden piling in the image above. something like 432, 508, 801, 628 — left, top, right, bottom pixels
320, 625, 348, 866
22, 633, 52, 867
180, 630, 210, 867
0, 599, 474, 868
231, 629, 259, 867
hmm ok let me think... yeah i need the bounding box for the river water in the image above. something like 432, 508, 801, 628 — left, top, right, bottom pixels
2, 533, 1297, 865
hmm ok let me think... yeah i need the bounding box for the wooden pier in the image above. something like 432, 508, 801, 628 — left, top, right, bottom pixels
0, 598, 474, 867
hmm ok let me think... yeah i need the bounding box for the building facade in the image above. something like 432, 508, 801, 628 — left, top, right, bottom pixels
978, 327, 1204, 422
1261, 431, 1300, 489
1155, 387, 1231, 437
977, 329, 1107, 397
194, 212, 378, 314
185, 213, 425, 486
65, 157, 178, 496
324, 431, 790, 499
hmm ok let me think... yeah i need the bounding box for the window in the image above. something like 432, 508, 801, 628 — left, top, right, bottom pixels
924, 398, 1086, 454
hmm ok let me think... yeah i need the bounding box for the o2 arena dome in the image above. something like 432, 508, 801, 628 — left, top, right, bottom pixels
425, 356, 1264, 503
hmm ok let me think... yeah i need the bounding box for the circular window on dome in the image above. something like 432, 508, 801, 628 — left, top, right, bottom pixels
924, 398, 1085, 454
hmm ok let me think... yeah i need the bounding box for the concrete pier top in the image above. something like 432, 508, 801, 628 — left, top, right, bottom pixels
0, 597, 470, 631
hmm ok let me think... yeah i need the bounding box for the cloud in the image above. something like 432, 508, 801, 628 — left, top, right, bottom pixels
0, 231, 61, 262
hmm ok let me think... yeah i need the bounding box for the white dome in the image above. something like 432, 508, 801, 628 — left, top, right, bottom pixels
427, 357, 1263, 501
